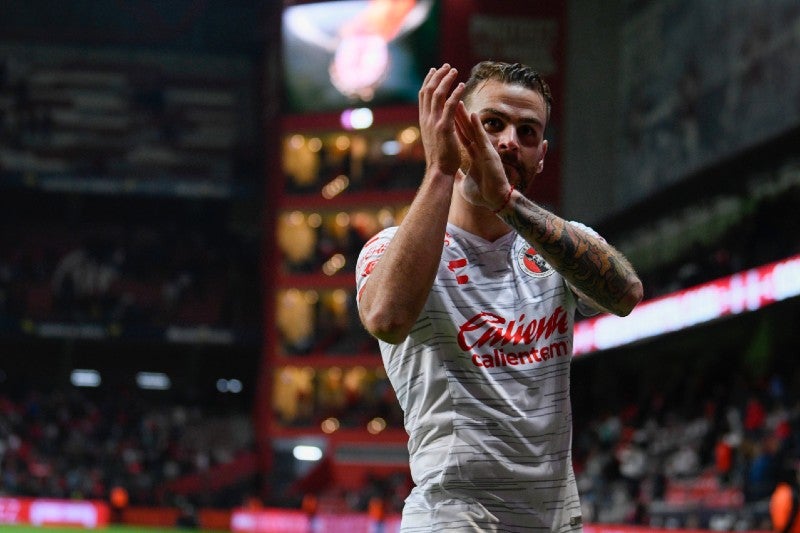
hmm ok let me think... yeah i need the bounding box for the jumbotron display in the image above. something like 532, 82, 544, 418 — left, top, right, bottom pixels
282, 0, 438, 113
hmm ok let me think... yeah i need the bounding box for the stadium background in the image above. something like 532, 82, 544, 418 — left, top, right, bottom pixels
0, 0, 799, 532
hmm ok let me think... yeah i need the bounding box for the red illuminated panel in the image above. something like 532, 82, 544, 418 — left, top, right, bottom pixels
574, 254, 800, 355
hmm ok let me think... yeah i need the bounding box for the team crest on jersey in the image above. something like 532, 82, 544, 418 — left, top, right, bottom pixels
519, 247, 554, 277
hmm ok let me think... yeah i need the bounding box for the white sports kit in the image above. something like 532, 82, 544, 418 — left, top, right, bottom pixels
356, 222, 599, 532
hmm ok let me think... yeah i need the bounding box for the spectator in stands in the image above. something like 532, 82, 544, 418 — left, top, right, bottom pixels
770, 463, 800, 533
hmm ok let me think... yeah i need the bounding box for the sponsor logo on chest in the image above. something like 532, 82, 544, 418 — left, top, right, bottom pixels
457, 307, 570, 368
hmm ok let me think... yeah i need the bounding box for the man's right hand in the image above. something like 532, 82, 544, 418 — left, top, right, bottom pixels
418, 64, 465, 178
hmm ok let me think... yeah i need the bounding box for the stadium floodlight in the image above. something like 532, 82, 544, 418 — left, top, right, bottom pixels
216, 378, 243, 393
340, 107, 373, 130
135, 371, 171, 390
227, 378, 243, 393
381, 140, 401, 156
70, 369, 101, 388
293, 445, 323, 462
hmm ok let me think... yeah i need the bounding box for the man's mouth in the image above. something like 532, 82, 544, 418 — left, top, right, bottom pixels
502, 161, 521, 178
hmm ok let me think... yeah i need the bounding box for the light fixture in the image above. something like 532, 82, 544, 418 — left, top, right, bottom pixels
293, 445, 323, 461
340, 108, 373, 130
71, 369, 101, 388
136, 372, 171, 390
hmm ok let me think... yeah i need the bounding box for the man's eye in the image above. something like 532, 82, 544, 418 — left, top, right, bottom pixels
483, 118, 501, 131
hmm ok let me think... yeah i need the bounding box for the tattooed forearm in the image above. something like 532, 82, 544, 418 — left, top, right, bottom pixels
500, 194, 643, 316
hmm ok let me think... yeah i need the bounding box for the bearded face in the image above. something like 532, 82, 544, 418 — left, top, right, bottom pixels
460, 80, 548, 193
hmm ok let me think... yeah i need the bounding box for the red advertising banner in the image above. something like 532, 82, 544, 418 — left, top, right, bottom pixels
0, 497, 27, 525
232, 509, 380, 533
232, 509, 311, 533
313, 512, 374, 533
232, 508, 769, 533
574, 254, 800, 355
0, 497, 109, 528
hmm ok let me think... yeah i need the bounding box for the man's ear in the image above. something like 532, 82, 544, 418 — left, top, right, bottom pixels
537, 139, 548, 173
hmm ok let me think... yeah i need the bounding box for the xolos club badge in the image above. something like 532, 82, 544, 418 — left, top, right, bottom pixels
519, 247, 554, 277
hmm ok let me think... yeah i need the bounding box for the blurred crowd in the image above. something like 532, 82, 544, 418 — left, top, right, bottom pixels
0, 192, 260, 336
0, 387, 254, 508
572, 369, 799, 530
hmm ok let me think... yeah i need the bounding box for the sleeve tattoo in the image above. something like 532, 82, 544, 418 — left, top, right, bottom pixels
499, 195, 640, 315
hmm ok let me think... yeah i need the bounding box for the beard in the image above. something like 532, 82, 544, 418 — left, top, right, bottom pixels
458, 147, 538, 185
499, 153, 538, 191
457, 146, 541, 208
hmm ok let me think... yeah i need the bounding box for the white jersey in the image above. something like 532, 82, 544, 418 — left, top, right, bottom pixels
356, 223, 592, 532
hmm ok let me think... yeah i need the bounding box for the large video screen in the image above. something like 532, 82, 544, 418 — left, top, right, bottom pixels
282, 0, 438, 114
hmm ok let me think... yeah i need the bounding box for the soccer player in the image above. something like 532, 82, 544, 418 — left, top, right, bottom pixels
356, 62, 643, 532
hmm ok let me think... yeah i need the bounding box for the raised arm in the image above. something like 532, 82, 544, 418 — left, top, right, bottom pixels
358, 65, 466, 343
454, 104, 643, 316
498, 196, 642, 316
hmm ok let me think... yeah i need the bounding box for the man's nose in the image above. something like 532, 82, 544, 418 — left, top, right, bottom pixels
497, 128, 519, 151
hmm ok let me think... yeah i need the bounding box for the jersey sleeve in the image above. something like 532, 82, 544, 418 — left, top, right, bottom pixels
567, 220, 607, 317
355, 226, 397, 306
